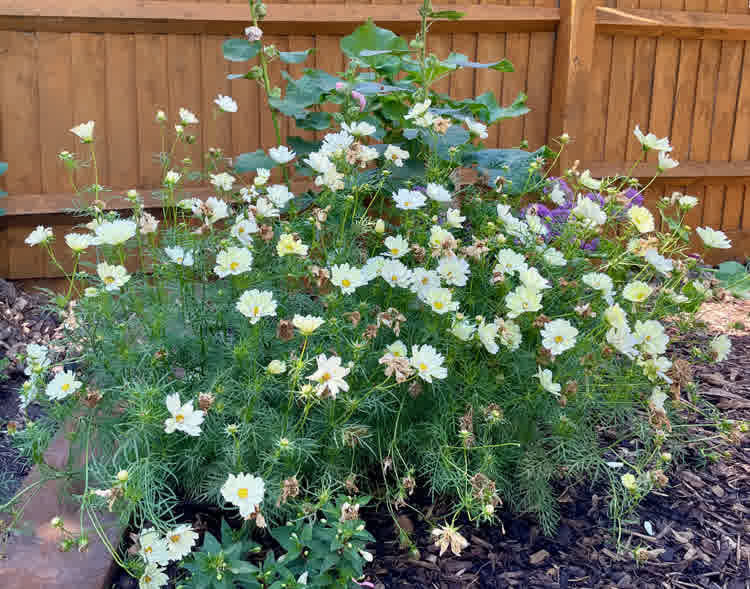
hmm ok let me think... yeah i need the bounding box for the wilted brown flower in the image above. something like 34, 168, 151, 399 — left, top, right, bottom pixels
343, 310, 361, 327
6, 421, 18, 435
402, 475, 416, 496
432, 524, 469, 557
410, 244, 426, 264
259, 224, 274, 242
305, 265, 330, 291
376, 308, 406, 336
574, 303, 596, 318
470, 473, 501, 506
342, 425, 371, 447
339, 501, 360, 522
408, 380, 423, 399
432, 117, 452, 135
533, 314, 551, 329
459, 406, 475, 448
82, 388, 103, 409
345, 474, 359, 493
648, 470, 668, 489
277, 319, 295, 341
363, 324, 379, 340
379, 353, 414, 383
277, 476, 300, 507
198, 392, 215, 411
461, 238, 489, 260
483, 403, 504, 424
311, 206, 331, 230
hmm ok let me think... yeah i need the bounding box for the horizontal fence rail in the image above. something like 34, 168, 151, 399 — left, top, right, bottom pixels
1, 0, 750, 282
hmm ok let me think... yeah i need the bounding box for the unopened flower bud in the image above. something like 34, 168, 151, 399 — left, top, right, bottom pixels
155, 110, 167, 122
51, 516, 64, 529
559, 133, 570, 144
116, 470, 129, 483
374, 219, 385, 234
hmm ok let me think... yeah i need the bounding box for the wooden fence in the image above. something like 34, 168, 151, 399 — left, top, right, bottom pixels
2, 0, 750, 284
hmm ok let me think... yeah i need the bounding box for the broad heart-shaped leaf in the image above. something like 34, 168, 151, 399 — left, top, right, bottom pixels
340, 19, 408, 74
233, 150, 278, 173
0, 162, 7, 176
201, 531, 222, 554
716, 260, 747, 280
222, 38, 261, 62
443, 53, 514, 72
474, 91, 529, 123
294, 111, 331, 131
463, 146, 547, 196
429, 9, 465, 20
279, 49, 314, 64
287, 136, 319, 159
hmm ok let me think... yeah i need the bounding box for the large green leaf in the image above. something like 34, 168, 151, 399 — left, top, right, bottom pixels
287, 136, 319, 159
295, 111, 331, 131
279, 49, 314, 64
443, 53, 514, 72
463, 146, 547, 195
233, 150, 278, 173
475, 91, 529, 123
340, 19, 408, 74
222, 39, 261, 62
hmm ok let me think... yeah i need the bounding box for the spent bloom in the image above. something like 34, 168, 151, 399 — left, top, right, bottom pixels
221, 473, 265, 518
696, 227, 731, 249
97, 262, 131, 291
710, 334, 731, 362
633, 125, 672, 152
164, 246, 194, 267
164, 393, 205, 437
431, 524, 468, 557
236, 289, 277, 324
308, 354, 351, 398
46, 370, 82, 401
540, 319, 579, 356
70, 120, 95, 142
410, 344, 448, 383
25, 225, 54, 246
269, 145, 296, 164
214, 94, 238, 113
214, 246, 253, 277
293, 314, 324, 336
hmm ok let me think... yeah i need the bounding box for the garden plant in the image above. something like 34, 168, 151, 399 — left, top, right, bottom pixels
1, 1, 739, 587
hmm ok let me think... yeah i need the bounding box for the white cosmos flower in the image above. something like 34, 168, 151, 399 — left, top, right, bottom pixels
410, 344, 448, 383
477, 321, 500, 354
464, 118, 488, 139
362, 256, 387, 282
505, 285, 543, 318
494, 249, 528, 275
710, 334, 731, 362
221, 473, 265, 518
139, 528, 171, 566
276, 233, 308, 257
236, 289, 277, 324
519, 266, 551, 291
165, 524, 198, 560
178, 107, 199, 125
140, 564, 168, 589
426, 183, 452, 203
164, 169, 181, 185
70, 121, 95, 142
97, 262, 131, 291
606, 326, 640, 359
266, 184, 295, 208
386, 340, 408, 358
140, 212, 160, 234
622, 280, 653, 303
638, 356, 673, 383
392, 188, 426, 210
330, 264, 365, 294
658, 151, 679, 171
25, 225, 53, 246
678, 195, 698, 209
579, 170, 602, 190
214, 246, 253, 277
266, 360, 287, 375
293, 314, 324, 336
423, 287, 459, 315
304, 152, 334, 174
384, 145, 410, 167
541, 319, 579, 356
627, 205, 655, 233
437, 256, 470, 287
540, 246, 566, 267
164, 393, 204, 436
240, 186, 258, 203
410, 268, 441, 296
308, 354, 350, 398
254, 168, 271, 187
534, 366, 561, 396
526, 214, 548, 236
604, 303, 628, 331
64, 233, 91, 253
404, 99, 431, 120
201, 197, 231, 224
571, 195, 606, 228
650, 387, 668, 412
548, 183, 567, 206
214, 94, 238, 113
320, 130, 354, 157
209, 172, 236, 192
634, 125, 672, 152
94, 219, 137, 246
165, 246, 194, 267
496, 317, 522, 351
380, 259, 412, 288
342, 122, 376, 137
429, 225, 454, 249
384, 235, 409, 258
634, 320, 668, 356
582, 272, 614, 302
451, 319, 476, 342
46, 370, 82, 401
255, 196, 279, 219
643, 249, 673, 275
358, 145, 379, 164
245, 25, 263, 41
446, 208, 465, 228
269, 145, 296, 164
696, 227, 731, 249
231, 214, 259, 245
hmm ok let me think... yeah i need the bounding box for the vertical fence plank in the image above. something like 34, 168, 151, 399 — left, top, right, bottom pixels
548, 0, 598, 171
201, 35, 233, 158
500, 0, 531, 148
135, 34, 168, 188
168, 34, 203, 181
525, 0, 556, 151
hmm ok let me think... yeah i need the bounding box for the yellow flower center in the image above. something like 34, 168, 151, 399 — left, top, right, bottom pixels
421, 277, 428, 285
321, 372, 331, 382
237, 488, 249, 499
176, 414, 184, 423
104, 276, 115, 284
554, 335, 563, 344
645, 335, 651, 341
419, 363, 427, 371
61, 383, 70, 392
144, 576, 152, 583
404, 201, 411, 207
390, 248, 399, 255
342, 279, 351, 287
238, 227, 245, 234
230, 261, 239, 271
391, 275, 398, 282
170, 534, 181, 543
145, 546, 153, 554
434, 301, 444, 310
522, 302, 529, 309
177, 257, 183, 263
253, 306, 260, 316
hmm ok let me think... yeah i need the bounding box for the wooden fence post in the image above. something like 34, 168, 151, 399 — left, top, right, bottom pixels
548, 0, 598, 172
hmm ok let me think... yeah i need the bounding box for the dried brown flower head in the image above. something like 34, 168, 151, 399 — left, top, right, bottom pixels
277, 476, 300, 507
379, 354, 414, 383
376, 308, 406, 336
339, 501, 360, 522
277, 319, 295, 342
342, 310, 361, 327
345, 474, 359, 494
259, 224, 274, 242
408, 380, 423, 399
198, 392, 215, 411
82, 388, 103, 409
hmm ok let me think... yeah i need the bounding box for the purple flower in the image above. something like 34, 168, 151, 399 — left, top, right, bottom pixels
581, 238, 600, 251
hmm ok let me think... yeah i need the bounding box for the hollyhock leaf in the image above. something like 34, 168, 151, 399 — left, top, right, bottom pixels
294, 111, 332, 131
279, 49, 314, 64
340, 19, 408, 74
222, 39, 261, 62
286, 136, 320, 159
234, 150, 278, 173
443, 53, 514, 72
474, 91, 530, 123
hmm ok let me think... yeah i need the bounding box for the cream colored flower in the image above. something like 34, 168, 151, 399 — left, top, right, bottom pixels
214, 246, 253, 277
438, 256, 470, 287
634, 320, 668, 356
622, 280, 653, 303
534, 366, 561, 396
384, 145, 410, 167
384, 235, 409, 258
657, 151, 678, 171
266, 184, 295, 208
25, 225, 54, 246
266, 360, 287, 375
571, 194, 606, 228
392, 188, 426, 210
65, 233, 92, 253
97, 262, 131, 291
410, 344, 447, 383
426, 183, 452, 202
165, 524, 198, 560
633, 125, 671, 152
422, 287, 459, 315
342, 121, 376, 137
139, 528, 171, 566
621, 473, 637, 491
380, 259, 412, 288
540, 319, 578, 356
164, 169, 181, 185
70, 121, 95, 142
221, 473, 265, 518
214, 94, 238, 113
477, 321, 499, 354
696, 227, 731, 249
292, 314, 324, 336
140, 564, 169, 589
627, 205, 655, 233
46, 370, 82, 401
505, 285, 542, 318
209, 172, 236, 192
579, 169, 602, 190
464, 118, 488, 139
446, 208, 466, 228
710, 334, 731, 362
164, 393, 204, 437
164, 246, 194, 267
178, 107, 199, 125
308, 354, 350, 398
330, 263, 365, 294
276, 233, 309, 257
236, 289, 277, 324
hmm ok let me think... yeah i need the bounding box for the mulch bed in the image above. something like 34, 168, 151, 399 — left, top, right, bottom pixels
1, 278, 748, 588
